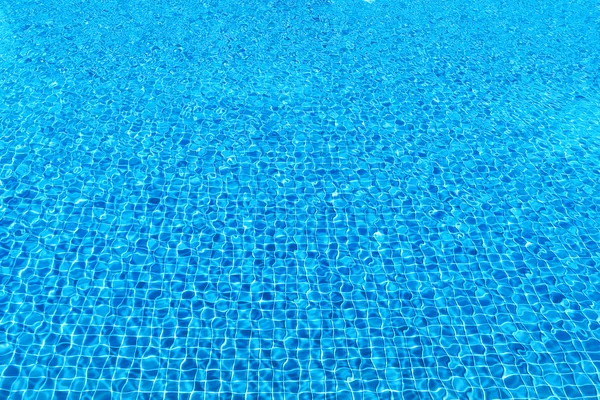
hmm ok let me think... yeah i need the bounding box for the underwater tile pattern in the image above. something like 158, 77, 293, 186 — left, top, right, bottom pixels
1, 0, 600, 398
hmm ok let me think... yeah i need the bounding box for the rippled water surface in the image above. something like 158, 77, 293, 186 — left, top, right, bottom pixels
1, 0, 600, 398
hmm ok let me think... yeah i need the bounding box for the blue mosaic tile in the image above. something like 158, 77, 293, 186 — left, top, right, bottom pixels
1, 0, 600, 398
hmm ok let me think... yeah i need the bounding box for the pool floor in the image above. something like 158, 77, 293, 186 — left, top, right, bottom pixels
1, 0, 600, 398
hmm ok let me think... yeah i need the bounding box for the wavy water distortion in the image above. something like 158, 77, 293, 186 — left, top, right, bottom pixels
0, 0, 600, 398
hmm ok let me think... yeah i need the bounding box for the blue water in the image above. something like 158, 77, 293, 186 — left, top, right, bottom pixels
1, 0, 600, 398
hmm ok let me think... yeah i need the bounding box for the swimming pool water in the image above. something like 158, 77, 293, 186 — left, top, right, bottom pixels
1, 0, 600, 398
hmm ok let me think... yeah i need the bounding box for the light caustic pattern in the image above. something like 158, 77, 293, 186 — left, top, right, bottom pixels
0, 0, 600, 398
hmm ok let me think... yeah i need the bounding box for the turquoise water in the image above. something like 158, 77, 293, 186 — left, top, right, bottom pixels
1, 0, 600, 398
